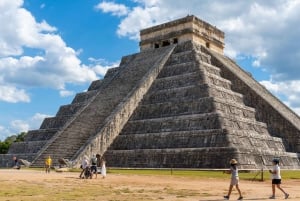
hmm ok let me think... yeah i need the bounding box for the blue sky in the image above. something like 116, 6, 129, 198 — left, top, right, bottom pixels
1, 0, 300, 140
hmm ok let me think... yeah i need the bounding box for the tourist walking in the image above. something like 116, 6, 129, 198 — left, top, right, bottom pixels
90, 154, 98, 179
269, 158, 289, 199
101, 157, 107, 179
45, 155, 52, 173
96, 154, 101, 173
223, 159, 243, 200
79, 156, 89, 178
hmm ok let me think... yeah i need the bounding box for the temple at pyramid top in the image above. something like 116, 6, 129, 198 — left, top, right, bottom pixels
139, 15, 225, 54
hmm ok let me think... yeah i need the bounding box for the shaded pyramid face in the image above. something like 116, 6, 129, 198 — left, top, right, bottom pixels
2, 41, 299, 169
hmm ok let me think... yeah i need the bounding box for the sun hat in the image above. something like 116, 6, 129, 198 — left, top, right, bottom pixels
230, 159, 238, 164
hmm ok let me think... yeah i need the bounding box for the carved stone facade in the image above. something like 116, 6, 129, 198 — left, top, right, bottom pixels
140, 15, 224, 54
1, 15, 299, 169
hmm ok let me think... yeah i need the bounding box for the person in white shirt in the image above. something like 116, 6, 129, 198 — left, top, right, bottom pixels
101, 158, 106, 179
269, 158, 289, 199
79, 156, 89, 178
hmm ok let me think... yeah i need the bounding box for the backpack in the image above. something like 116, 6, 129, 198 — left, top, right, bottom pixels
91, 157, 97, 165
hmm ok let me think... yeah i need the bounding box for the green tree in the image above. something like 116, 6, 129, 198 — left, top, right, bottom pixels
15, 132, 26, 142
0, 132, 27, 154
0, 141, 10, 154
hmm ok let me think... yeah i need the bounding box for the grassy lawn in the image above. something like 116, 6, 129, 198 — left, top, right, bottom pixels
107, 168, 300, 181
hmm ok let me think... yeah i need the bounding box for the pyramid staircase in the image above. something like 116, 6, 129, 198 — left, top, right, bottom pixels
24, 45, 175, 167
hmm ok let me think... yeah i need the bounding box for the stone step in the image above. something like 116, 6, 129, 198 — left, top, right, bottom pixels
104, 146, 298, 169
7, 141, 47, 154
122, 112, 268, 136
154, 70, 231, 91
131, 97, 215, 120
131, 97, 256, 121
87, 80, 103, 91
103, 67, 121, 79
229, 134, 286, 153
104, 147, 237, 168
142, 84, 244, 105
142, 84, 209, 104
200, 61, 222, 76
56, 102, 87, 116
24, 128, 59, 141
172, 40, 212, 63
122, 113, 221, 134
220, 114, 268, 135
152, 72, 203, 90
39, 115, 73, 129
71, 90, 97, 104
205, 72, 232, 90
236, 151, 300, 169
31, 154, 73, 167
158, 61, 198, 78
109, 129, 227, 150
165, 50, 196, 66
218, 128, 287, 153
172, 40, 194, 53
195, 51, 212, 64
213, 97, 256, 119
208, 84, 244, 103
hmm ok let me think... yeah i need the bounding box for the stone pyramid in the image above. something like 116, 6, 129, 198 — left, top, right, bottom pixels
1, 15, 299, 169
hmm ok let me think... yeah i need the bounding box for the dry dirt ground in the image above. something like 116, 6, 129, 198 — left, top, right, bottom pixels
0, 169, 299, 201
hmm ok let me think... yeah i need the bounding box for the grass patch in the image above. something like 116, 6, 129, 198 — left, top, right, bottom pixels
16, 167, 300, 180
108, 168, 300, 180
15, 167, 300, 180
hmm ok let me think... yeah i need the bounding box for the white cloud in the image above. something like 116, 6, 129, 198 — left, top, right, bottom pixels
117, 6, 161, 40
260, 79, 300, 113
0, 0, 99, 103
0, 85, 30, 103
95, 1, 129, 16
88, 57, 119, 77
252, 59, 260, 68
0, 113, 51, 141
30, 113, 51, 128
10, 120, 30, 133
0, 125, 10, 141
59, 90, 75, 97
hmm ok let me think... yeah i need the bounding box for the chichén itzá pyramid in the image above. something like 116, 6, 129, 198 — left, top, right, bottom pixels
1, 15, 299, 169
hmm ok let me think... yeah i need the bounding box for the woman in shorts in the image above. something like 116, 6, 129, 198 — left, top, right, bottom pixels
224, 159, 243, 200
269, 158, 289, 199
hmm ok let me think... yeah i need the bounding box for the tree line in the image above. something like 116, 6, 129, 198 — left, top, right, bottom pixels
0, 132, 26, 154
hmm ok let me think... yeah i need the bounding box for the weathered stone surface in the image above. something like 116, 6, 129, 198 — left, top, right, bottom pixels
104, 40, 299, 169
24, 129, 58, 141
8, 141, 47, 154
